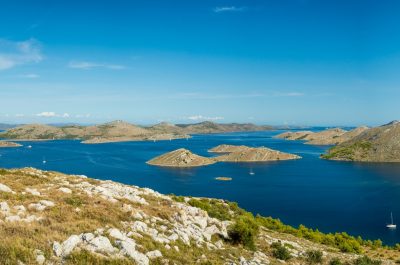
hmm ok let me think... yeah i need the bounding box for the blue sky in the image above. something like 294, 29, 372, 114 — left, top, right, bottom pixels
0, 0, 399, 126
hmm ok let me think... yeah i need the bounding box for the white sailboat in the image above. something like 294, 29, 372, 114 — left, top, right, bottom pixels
249, 168, 255, 175
387, 212, 396, 229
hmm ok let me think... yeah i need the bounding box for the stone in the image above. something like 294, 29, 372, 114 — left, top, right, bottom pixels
81, 233, 95, 242
36, 254, 45, 265
108, 228, 126, 240
59, 187, 72, 194
5, 215, 21, 222
54, 235, 81, 257
146, 250, 162, 259
39, 200, 55, 207
0, 183, 13, 193
0, 201, 10, 213
86, 236, 115, 254
28, 203, 46, 211
25, 188, 41, 196
117, 239, 149, 265
132, 221, 148, 233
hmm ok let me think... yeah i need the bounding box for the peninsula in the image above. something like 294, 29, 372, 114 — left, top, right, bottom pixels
322, 121, 400, 162
275, 127, 368, 145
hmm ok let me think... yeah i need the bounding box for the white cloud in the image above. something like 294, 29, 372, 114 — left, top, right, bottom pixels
187, 115, 224, 121
0, 38, 43, 70
35, 112, 71, 118
68, 61, 125, 70
36, 112, 57, 117
213, 6, 244, 13
274, 92, 304, 97
19, 73, 39, 79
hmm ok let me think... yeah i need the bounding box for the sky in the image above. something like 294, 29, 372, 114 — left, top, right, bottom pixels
0, 0, 400, 126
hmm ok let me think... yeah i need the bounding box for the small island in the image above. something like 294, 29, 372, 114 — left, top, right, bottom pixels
0, 141, 22, 148
146, 148, 216, 167
148, 145, 301, 167
212, 145, 301, 162
215, 177, 232, 181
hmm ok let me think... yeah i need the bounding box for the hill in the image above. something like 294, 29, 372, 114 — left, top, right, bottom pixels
322, 121, 400, 162
177, 121, 273, 134
275, 127, 368, 145
0, 121, 273, 144
0, 121, 188, 144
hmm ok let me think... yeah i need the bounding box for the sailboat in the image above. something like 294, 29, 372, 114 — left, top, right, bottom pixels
249, 168, 255, 175
387, 212, 396, 229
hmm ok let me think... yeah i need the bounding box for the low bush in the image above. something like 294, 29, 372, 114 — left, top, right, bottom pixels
228, 213, 259, 250
352, 256, 381, 265
305, 250, 323, 264
271, 242, 292, 261
329, 258, 343, 265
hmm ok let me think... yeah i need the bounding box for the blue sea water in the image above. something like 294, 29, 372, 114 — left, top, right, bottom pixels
1, 129, 400, 245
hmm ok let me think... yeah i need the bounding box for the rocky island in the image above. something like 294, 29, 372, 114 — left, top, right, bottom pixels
322, 121, 400, 162
148, 145, 301, 167
0, 141, 22, 148
211, 145, 301, 162
0, 121, 273, 144
146, 148, 216, 167
0, 167, 393, 264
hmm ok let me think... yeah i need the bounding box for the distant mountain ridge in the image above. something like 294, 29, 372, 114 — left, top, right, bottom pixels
0, 120, 273, 143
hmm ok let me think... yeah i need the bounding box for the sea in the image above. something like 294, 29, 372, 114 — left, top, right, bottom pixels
1, 129, 400, 245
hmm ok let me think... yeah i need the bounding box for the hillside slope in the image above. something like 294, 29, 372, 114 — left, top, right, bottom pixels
0, 168, 394, 264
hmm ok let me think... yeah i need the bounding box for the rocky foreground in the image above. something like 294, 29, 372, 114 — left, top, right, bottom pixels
0, 141, 22, 148
0, 168, 396, 264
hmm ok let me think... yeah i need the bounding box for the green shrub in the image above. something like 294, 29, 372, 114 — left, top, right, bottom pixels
64, 196, 84, 207
228, 213, 259, 250
188, 198, 245, 221
329, 258, 343, 265
352, 256, 381, 265
271, 242, 292, 261
305, 250, 323, 264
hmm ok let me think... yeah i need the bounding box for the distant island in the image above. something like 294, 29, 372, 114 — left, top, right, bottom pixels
322, 121, 400, 162
275, 127, 369, 145
147, 145, 301, 167
0, 141, 22, 148
0, 121, 273, 144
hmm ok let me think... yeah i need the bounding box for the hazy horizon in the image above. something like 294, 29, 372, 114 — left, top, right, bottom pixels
1, 0, 400, 126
